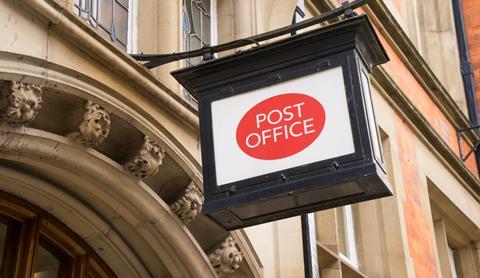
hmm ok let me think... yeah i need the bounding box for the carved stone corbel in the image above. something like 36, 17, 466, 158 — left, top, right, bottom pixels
0, 80, 43, 126
124, 136, 165, 178
170, 181, 204, 224
209, 236, 243, 277
68, 101, 111, 147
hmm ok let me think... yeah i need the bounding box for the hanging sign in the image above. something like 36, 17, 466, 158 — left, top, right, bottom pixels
172, 15, 392, 230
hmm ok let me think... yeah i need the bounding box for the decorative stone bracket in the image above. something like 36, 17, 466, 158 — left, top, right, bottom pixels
0, 80, 43, 126
68, 101, 111, 147
170, 181, 204, 224
208, 236, 243, 277
124, 136, 165, 179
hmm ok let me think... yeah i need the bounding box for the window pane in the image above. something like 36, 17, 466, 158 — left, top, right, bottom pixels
182, 7, 190, 33
98, 0, 113, 30
337, 205, 358, 267
203, 0, 210, 13
0, 222, 7, 270
114, 3, 128, 45
183, 0, 212, 66
34, 241, 61, 278
201, 13, 210, 45
190, 36, 201, 52
91, 0, 98, 20
191, 2, 201, 35
117, 0, 129, 8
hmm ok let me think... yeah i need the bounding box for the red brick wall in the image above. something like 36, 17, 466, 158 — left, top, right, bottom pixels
462, 0, 480, 114
396, 117, 439, 278
375, 24, 479, 176
346, 4, 479, 177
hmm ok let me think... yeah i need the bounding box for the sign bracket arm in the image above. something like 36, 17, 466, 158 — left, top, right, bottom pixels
130, 0, 366, 69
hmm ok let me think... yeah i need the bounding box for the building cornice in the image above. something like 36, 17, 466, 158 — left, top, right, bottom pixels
363, 0, 479, 145
18, 0, 199, 130
308, 0, 480, 198
311, 0, 478, 146
372, 67, 480, 201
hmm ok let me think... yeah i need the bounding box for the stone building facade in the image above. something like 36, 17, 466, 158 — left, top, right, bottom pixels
0, 0, 479, 277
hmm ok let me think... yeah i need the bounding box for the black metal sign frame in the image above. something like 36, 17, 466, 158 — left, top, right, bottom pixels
172, 15, 392, 230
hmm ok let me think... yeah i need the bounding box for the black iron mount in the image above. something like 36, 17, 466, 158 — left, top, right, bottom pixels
457, 125, 480, 161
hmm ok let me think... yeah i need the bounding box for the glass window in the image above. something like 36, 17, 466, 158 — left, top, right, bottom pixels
33, 238, 65, 278
74, 0, 130, 49
182, 0, 213, 66
0, 194, 115, 277
33, 239, 64, 278
182, 0, 215, 106
337, 205, 359, 267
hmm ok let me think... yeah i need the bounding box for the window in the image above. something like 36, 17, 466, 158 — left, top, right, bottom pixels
429, 183, 480, 277
74, 0, 135, 50
294, 0, 305, 24
182, 0, 215, 66
0, 192, 114, 277
34, 240, 63, 278
337, 205, 359, 268
181, 0, 216, 105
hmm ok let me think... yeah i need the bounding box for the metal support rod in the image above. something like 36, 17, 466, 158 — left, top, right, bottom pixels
291, 5, 306, 36
302, 214, 319, 278
457, 125, 480, 161
457, 124, 480, 133
289, 5, 319, 276
131, 0, 365, 69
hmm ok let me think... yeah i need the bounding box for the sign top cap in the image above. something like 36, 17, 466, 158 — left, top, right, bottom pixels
172, 14, 388, 98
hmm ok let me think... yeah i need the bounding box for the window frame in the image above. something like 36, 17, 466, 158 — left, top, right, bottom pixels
181, 0, 217, 62
0, 191, 115, 277
338, 205, 359, 268
127, 0, 138, 53
447, 245, 459, 278
181, 0, 217, 106
74, 0, 137, 51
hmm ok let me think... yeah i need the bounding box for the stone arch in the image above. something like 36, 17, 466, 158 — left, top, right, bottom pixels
0, 129, 215, 277
0, 52, 203, 186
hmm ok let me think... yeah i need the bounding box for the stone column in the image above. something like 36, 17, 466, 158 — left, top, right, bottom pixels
137, 0, 181, 93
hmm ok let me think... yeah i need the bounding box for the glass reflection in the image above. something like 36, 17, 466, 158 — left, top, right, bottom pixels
34, 240, 62, 278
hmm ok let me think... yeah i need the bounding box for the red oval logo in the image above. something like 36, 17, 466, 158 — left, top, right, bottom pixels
236, 93, 326, 160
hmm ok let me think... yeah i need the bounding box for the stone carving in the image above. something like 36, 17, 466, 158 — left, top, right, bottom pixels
0, 80, 43, 126
124, 136, 165, 178
68, 101, 111, 147
170, 181, 204, 224
209, 236, 243, 277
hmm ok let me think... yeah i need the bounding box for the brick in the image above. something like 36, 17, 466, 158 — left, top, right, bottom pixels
396, 118, 439, 277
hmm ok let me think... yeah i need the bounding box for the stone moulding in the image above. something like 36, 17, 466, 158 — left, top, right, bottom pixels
0, 130, 216, 277
313, 0, 478, 145
170, 181, 204, 224
68, 101, 111, 147
208, 236, 243, 277
124, 136, 165, 178
17, 0, 199, 130
0, 80, 43, 126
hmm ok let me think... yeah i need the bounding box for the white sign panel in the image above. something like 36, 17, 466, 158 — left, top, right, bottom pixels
211, 66, 355, 185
